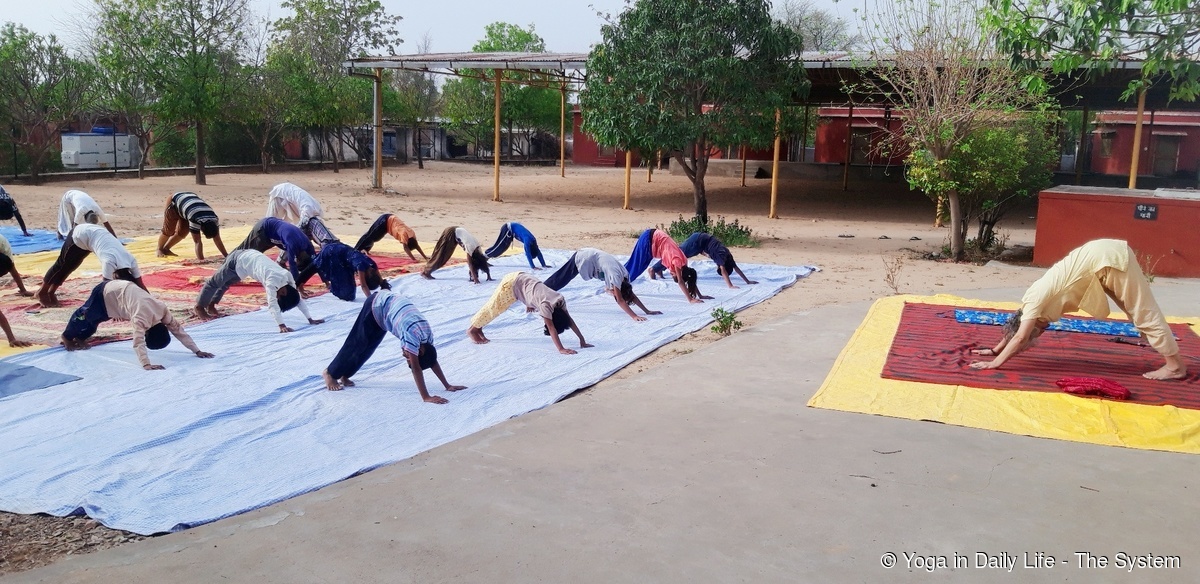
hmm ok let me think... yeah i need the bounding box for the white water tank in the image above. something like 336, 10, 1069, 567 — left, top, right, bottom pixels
61, 132, 140, 170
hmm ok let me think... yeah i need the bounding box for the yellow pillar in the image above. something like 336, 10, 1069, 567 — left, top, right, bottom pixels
770, 109, 781, 219
372, 68, 383, 189
1128, 89, 1147, 189
559, 81, 567, 178
623, 150, 633, 210
493, 70, 503, 202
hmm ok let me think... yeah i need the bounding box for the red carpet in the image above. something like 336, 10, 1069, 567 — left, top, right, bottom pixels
882, 302, 1200, 409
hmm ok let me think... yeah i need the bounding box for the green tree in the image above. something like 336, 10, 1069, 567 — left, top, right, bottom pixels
228, 20, 293, 172
987, 0, 1200, 101
0, 24, 96, 180
92, 0, 251, 185
275, 0, 402, 171
441, 23, 563, 161
582, 0, 805, 223
854, 0, 1045, 260
87, 7, 177, 177
906, 107, 1060, 252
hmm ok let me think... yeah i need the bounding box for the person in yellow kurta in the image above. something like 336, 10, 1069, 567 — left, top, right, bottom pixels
970, 239, 1187, 380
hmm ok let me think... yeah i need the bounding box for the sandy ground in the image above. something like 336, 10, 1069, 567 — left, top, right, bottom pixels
0, 161, 1046, 574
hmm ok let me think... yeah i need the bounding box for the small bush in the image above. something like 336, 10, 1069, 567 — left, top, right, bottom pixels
661, 215, 759, 247
710, 307, 743, 336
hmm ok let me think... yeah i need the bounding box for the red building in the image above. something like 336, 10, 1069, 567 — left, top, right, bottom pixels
813, 107, 907, 166
572, 107, 640, 167
1087, 111, 1200, 178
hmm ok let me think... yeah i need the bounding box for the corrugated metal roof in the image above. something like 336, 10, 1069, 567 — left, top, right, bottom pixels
344, 51, 588, 72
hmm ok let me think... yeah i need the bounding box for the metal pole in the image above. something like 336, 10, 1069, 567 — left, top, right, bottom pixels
623, 150, 633, 210
1075, 106, 1088, 185
112, 127, 118, 177
770, 109, 781, 219
1129, 89, 1146, 189
373, 68, 383, 189
493, 70, 503, 202
559, 81, 567, 178
842, 103, 853, 191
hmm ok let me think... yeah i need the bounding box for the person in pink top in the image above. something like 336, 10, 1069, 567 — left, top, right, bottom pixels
624, 228, 711, 303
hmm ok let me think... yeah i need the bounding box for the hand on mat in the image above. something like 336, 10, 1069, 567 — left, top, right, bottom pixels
308, 318, 325, 325
423, 395, 448, 404
689, 298, 704, 304
632, 315, 647, 322
143, 364, 166, 370
969, 360, 1000, 370
18, 290, 34, 297
279, 325, 295, 333
8, 339, 32, 348
446, 385, 467, 392
526, 306, 535, 313
645, 310, 662, 316
559, 347, 577, 355
580, 342, 594, 349
970, 348, 996, 356
195, 351, 215, 359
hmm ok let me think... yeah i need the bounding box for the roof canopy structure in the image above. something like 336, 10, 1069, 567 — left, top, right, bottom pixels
345, 50, 1197, 205
344, 52, 589, 198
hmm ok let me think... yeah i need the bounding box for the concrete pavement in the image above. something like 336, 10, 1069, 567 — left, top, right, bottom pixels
6, 278, 1199, 583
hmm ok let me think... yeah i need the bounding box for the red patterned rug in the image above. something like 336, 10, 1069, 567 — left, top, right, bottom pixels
882, 302, 1200, 409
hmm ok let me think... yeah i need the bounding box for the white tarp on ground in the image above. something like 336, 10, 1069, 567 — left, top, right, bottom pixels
0, 251, 817, 535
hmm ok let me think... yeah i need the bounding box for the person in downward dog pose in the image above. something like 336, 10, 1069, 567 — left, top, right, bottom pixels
970, 239, 1188, 381
466, 271, 592, 355
421, 226, 491, 284
194, 249, 325, 332
322, 290, 466, 403
544, 247, 660, 321
157, 191, 229, 260
649, 232, 757, 288
57, 189, 116, 239
354, 213, 428, 261
625, 228, 711, 304
484, 221, 549, 270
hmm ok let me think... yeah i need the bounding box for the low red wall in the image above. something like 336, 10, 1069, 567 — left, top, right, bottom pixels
1034, 186, 1200, 277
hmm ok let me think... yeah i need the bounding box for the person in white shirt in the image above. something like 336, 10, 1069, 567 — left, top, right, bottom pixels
61, 280, 214, 370
37, 223, 143, 307
56, 190, 115, 239
266, 182, 323, 231
544, 248, 661, 321
195, 249, 325, 333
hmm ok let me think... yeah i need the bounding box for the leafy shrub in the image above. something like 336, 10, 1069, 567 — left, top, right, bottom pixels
661, 214, 758, 247
710, 307, 743, 336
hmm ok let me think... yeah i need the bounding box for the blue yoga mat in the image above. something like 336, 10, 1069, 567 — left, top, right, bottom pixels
1, 226, 62, 255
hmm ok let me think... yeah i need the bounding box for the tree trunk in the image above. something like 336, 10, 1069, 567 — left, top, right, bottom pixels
137, 135, 150, 179
691, 178, 708, 225
195, 119, 207, 186
934, 196, 946, 227
326, 131, 339, 173
947, 189, 964, 261
416, 122, 424, 170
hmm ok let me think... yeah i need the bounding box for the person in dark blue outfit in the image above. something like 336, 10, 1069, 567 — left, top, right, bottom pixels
234, 217, 316, 290
313, 241, 389, 301
484, 221, 549, 270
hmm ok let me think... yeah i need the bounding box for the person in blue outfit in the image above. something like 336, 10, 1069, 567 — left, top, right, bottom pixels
234, 217, 316, 291
312, 241, 389, 301
649, 232, 757, 288
322, 290, 467, 403
484, 221, 549, 270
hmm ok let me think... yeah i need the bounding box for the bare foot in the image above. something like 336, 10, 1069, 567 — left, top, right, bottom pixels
339, 377, 355, 387
467, 327, 490, 344
421, 273, 434, 280
193, 306, 212, 320
1143, 365, 1188, 380
322, 369, 343, 391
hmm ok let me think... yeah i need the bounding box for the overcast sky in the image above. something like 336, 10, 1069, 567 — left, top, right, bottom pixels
9, 0, 861, 54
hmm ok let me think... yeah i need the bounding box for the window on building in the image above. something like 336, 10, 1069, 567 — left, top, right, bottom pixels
1099, 131, 1115, 158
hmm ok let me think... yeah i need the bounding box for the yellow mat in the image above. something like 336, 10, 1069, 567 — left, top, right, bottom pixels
807, 294, 1200, 454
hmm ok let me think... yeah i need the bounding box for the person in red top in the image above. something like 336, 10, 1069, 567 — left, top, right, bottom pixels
624, 228, 711, 303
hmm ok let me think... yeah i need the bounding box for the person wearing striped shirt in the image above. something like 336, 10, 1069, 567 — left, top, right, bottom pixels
322, 291, 466, 403
157, 191, 229, 260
